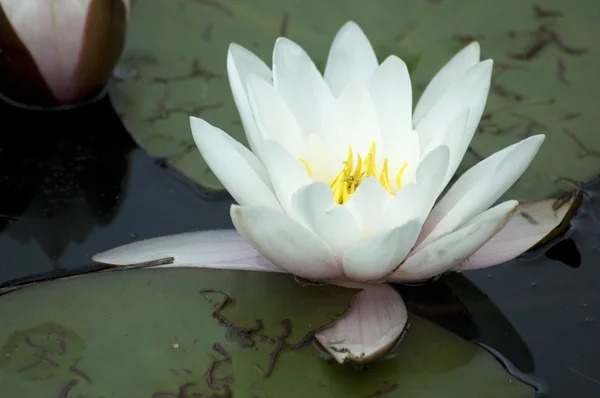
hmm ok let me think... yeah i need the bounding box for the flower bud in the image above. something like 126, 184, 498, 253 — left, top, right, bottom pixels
0, 0, 130, 108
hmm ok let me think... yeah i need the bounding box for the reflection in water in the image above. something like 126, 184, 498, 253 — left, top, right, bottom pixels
0, 98, 135, 267
398, 275, 535, 374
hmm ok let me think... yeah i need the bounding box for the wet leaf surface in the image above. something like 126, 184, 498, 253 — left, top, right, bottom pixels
0, 268, 533, 397
112, 0, 600, 200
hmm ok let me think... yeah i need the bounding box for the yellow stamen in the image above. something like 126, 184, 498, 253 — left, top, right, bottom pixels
299, 140, 409, 205
395, 162, 408, 189
299, 158, 313, 178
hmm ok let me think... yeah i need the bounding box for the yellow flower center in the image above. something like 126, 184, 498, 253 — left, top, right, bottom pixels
299, 141, 408, 205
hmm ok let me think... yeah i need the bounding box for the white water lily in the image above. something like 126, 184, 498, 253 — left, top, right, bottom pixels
94, 21, 576, 365
190, 21, 545, 283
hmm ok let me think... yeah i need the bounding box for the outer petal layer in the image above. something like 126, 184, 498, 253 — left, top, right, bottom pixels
418, 135, 545, 248
230, 205, 343, 280
391, 200, 518, 282
413, 42, 481, 125
227, 43, 272, 155
453, 193, 578, 270
315, 284, 408, 364
190, 117, 280, 209
92, 230, 282, 272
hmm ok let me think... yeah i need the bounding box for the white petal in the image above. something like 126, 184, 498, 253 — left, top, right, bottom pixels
326, 82, 381, 156
261, 140, 312, 213
413, 42, 481, 126
454, 193, 577, 270
369, 55, 412, 140
304, 134, 340, 182
439, 109, 471, 189
415, 60, 492, 156
231, 205, 342, 280
315, 284, 408, 364
227, 44, 272, 156
391, 200, 518, 282
92, 230, 283, 273
418, 135, 545, 248
190, 117, 280, 209
385, 130, 421, 190
247, 74, 306, 157
382, 145, 450, 230
324, 21, 379, 97
345, 177, 391, 237
272, 38, 334, 139
342, 219, 421, 281
291, 183, 360, 257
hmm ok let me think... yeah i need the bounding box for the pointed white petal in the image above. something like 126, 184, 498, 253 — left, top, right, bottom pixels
324, 21, 379, 97
315, 284, 408, 364
92, 230, 283, 273
454, 193, 577, 270
342, 219, 421, 281
230, 205, 343, 280
247, 74, 306, 157
345, 177, 391, 237
415, 60, 492, 156
391, 200, 518, 282
418, 135, 545, 248
291, 183, 360, 257
369, 55, 412, 140
385, 130, 421, 190
413, 42, 481, 125
190, 117, 280, 209
261, 140, 312, 213
382, 145, 450, 230
273, 38, 334, 139
227, 43, 272, 156
326, 82, 381, 155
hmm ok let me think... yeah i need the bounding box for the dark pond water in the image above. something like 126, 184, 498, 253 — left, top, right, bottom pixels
0, 98, 598, 397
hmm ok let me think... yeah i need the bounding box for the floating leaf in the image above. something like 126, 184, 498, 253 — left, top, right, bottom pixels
111, 0, 600, 199
0, 268, 533, 397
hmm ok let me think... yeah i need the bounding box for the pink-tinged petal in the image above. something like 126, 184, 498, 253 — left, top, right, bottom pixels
291, 183, 360, 258
227, 43, 272, 156
92, 230, 283, 273
453, 192, 579, 270
190, 117, 280, 209
2, 0, 90, 102
324, 21, 379, 97
369, 55, 412, 140
417, 134, 545, 249
413, 42, 481, 126
1, 0, 128, 104
391, 200, 518, 282
315, 284, 408, 364
272, 37, 334, 139
342, 219, 422, 282
230, 205, 343, 280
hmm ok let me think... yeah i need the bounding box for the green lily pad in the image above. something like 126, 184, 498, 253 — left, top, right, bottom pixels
110, 0, 599, 200
0, 268, 533, 397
